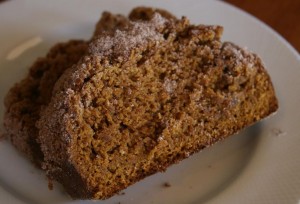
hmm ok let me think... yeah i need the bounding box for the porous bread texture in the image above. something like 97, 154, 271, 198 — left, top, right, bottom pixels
3, 10, 133, 166
37, 11, 278, 199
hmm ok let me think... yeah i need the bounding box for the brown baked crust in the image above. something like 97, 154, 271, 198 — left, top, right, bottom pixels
3, 40, 88, 166
37, 10, 278, 200
93, 12, 129, 37
2, 10, 134, 166
128, 6, 177, 21
93, 6, 177, 37
3, 7, 173, 167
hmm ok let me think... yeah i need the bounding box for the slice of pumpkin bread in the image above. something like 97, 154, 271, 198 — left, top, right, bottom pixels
37, 10, 278, 199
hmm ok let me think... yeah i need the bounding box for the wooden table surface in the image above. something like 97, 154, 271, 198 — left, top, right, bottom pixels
225, 0, 300, 53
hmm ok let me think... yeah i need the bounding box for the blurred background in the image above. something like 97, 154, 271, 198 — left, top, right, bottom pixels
226, 0, 300, 53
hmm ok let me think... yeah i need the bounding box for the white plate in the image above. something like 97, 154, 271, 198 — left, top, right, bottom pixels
0, 1, 299, 204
